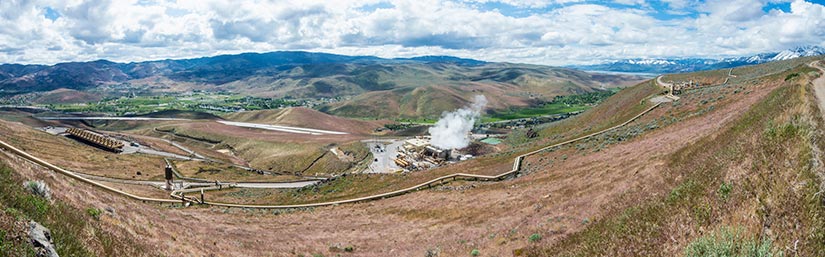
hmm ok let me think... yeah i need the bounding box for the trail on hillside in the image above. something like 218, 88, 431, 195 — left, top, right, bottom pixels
809, 61, 825, 118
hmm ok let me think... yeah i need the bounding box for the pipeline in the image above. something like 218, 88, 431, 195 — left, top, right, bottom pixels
0, 139, 183, 204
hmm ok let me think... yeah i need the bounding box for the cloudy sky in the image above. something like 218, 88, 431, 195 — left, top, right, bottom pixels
1, 0, 824, 65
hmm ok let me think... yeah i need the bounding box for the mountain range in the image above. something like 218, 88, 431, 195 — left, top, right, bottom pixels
0, 51, 643, 118
571, 45, 825, 74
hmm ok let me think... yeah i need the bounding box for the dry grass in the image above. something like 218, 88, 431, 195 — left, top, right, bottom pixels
170, 160, 304, 182
0, 120, 168, 180
0, 160, 161, 256
528, 63, 825, 256
223, 107, 388, 135
200, 79, 663, 205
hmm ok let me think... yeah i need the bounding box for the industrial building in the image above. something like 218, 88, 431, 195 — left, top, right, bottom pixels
392, 136, 469, 172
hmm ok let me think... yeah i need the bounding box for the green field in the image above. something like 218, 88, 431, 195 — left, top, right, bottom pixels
482, 89, 618, 123
482, 102, 590, 123
45, 93, 303, 116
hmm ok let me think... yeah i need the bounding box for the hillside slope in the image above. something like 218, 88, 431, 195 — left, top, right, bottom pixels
223, 107, 387, 134
530, 59, 825, 256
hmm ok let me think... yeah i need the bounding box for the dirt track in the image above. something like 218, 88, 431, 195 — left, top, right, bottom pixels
809, 61, 825, 118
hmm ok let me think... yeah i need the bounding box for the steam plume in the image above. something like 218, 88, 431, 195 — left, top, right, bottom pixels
428, 95, 488, 149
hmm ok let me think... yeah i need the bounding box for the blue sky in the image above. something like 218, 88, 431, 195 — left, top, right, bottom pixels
0, 0, 823, 65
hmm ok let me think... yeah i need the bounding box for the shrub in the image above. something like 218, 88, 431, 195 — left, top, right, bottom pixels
23, 180, 51, 201
718, 182, 732, 200
683, 227, 782, 257
86, 208, 102, 220
471, 249, 480, 256
529, 233, 542, 242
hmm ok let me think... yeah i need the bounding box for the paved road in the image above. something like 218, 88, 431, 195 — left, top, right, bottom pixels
656, 75, 673, 89
364, 139, 403, 173
723, 68, 733, 84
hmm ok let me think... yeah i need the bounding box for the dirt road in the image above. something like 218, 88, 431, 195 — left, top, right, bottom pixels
809, 61, 825, 117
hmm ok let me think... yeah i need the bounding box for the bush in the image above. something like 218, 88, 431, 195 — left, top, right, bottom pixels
24, 180, 51, 201
718, 182, 732, 200
529, 233, 542, 242
86, 208, 102, 220
471, 249, 480, 256
683, 227, 782, 257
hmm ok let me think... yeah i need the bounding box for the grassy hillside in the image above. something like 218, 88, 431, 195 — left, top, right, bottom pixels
145, 123, 371, 176
0, 162, 158, 256
0, 120, 168, 180
223, 107, 387, 135
322, 64, 642, 119
528, 62, 825, 256
30, 88, 103, 104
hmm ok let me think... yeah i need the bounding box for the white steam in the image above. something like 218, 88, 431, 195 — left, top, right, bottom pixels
428, 95, 488, 150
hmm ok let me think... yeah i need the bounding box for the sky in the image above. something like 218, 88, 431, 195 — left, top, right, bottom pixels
0, 0, 824, 66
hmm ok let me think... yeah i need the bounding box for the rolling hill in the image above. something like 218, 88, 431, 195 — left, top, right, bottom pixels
0, 51, 643, 118
223, 107, 387, 135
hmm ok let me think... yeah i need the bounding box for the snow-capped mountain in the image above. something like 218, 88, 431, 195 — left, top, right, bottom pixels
625, 59, 676, 65
572, 45, 825, 74
769, 45, 825, 61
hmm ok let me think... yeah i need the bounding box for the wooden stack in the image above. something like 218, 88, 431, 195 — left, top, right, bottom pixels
66, 128, 124, 152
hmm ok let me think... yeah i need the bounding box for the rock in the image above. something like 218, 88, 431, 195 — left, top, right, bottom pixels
29, 221, 59, 257
105, 206, 116, 217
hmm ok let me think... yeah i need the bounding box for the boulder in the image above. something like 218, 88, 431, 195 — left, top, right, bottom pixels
28, 221, 59, 257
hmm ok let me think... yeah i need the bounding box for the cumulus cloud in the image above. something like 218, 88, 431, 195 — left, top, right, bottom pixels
0, 0, 822, 65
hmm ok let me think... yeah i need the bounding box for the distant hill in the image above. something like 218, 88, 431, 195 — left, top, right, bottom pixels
0, 51, 644, 118
572, 45, 825, 74
322, 63, 636, 118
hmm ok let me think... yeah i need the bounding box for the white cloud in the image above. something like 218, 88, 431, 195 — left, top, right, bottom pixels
0, 0, 823, 66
